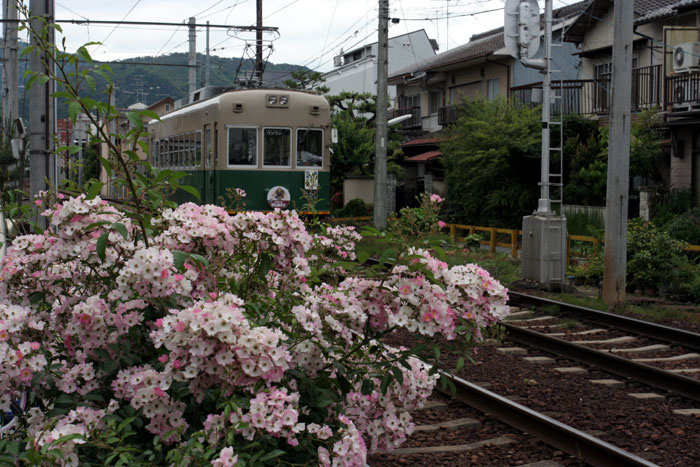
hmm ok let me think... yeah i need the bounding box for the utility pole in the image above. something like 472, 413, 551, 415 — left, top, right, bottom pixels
188, 17, 196, 98
603, 0, 633, 309
3, 0, 19, 125
29, 0, 55, 224
373, 0, 389, 229
205, 21, 211, 87
255, 0, 263, 83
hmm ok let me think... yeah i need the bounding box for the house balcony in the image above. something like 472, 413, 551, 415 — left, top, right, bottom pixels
511, 64, 662, 116
438, 106, 457, 126
666, 71, 700, 112
393, 106, 422, 130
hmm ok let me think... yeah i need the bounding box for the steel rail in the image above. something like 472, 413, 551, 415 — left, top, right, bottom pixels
503, 323, 700, 403
509, 291, 700, 351
441, 372, 658, 467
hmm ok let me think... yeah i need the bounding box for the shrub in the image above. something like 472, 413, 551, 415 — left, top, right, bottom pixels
627, 219, 687, 289
390, 193, 445, 239
666, 208, 700, 245
335, 198, 369, 218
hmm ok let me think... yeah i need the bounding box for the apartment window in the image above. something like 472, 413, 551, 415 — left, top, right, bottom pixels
429, 89, 443, 114
263, 127, 291, 167
487, 79, 499, 101
449, 81, 481, 104
401, 94, 420, 109
228, 127, 257, 166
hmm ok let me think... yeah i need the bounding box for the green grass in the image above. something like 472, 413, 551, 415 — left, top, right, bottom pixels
557, 293, 700, 326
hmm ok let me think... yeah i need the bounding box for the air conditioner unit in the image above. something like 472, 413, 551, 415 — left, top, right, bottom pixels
672, 42, 700, 73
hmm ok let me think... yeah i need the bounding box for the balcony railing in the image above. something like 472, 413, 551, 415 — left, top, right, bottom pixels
666, 71, 700, 111
438, 106, 457, 126
393, 106, 421, 129
511, 65, 662, 115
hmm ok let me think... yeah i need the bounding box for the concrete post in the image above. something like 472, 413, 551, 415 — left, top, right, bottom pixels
603, 0, 633, 309
29, 0, 55, 227
3, 0, 19, 124
639, 187, 654, 221
188, 17, 196, 98
373, 0, 389, 229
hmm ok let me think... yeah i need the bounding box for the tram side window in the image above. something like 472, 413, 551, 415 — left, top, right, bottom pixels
297, 129, 323, 167
263, 128, 291, 167
205, 128, 212, 168
195, 131, 202, 167
228, 127, 257, 166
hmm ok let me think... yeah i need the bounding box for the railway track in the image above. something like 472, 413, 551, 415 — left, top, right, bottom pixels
505, 292, 700, 402
375, 292, 700, 466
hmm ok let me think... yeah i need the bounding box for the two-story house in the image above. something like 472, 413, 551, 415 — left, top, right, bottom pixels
322, 29, 439, 101
564, 0, 700, 205
387, 1, 587, 205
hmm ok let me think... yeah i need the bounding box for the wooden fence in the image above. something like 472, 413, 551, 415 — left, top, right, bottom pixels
327, 218, 700, 264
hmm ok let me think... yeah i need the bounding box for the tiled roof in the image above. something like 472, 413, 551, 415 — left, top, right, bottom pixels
566, 0, 694, 42
401, 137, 441, 147
636, 0, 700, 23
404, 150, 441, 162
389, 1, 587, 80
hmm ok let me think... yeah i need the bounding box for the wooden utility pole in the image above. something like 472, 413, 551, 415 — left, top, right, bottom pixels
2, 0, 19, 124
29, 0, 55, 222
255, 0, 263, 83
188, 17, 196, 98
373, 0, 389, 229
603, 0, 633, 309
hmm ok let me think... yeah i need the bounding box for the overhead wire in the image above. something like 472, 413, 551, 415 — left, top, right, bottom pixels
98, 0, 142, 47
318, 0, 341, 69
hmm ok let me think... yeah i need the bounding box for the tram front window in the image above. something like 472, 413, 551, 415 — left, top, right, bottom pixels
297, 128, 323, 167
263, 128, 291, 167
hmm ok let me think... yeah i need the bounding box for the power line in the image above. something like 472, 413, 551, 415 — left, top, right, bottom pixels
190, 0, 225, 18
318, 0, 341, 69
99, 0, 142, 47
264, 0, 300, 19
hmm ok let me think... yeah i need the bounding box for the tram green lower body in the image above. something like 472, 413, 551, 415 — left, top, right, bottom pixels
173, 169, 331, 214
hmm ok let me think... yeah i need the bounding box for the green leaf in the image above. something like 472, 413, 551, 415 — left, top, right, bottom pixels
390, 366, 404, 385
76, 46, 92, 63
24, 73, 39, 90
259, 450, 286, 462
126, 111, 144, 131
172, 250, 187, 271
433, 344, 441, 361
360, 378, 374, 396
85, 75, 97, 91
380, 373, 392, 395
52, 433, 84, 446
189, 253, 209, 267
67, 101, 81, 124
178, 184, 201, 201
86, 181, 104, 200
378, 247, 396, 266
28, 291, 45, 305
356, 249, 369, 264
112, 222, 128, 240
98, 157, 113, 178
139, 109, 161, 121
96, 232, 109, 262
456, 357, 465, 372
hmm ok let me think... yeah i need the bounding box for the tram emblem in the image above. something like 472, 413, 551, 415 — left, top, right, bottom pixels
267, 186, 291, 209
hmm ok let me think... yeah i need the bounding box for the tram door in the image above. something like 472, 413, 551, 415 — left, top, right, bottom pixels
203, 124, 215, 205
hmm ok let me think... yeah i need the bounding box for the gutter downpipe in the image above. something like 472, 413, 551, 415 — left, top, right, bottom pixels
485, 54, 511, 99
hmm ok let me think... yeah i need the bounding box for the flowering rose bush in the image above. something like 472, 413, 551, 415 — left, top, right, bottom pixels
0, 191, 509, 466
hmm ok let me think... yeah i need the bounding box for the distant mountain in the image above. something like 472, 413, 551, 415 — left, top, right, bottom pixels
2, 41, 309, 121
104, 52, 310, 109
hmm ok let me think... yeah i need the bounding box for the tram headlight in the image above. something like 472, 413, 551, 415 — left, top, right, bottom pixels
279, 96, 288, 105
268, 96, 278, 105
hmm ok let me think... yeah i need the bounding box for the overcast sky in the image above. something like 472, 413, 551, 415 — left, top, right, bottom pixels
8, 0, 532, 71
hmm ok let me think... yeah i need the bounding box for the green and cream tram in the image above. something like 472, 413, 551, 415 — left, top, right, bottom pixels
148, 88, 332, 213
